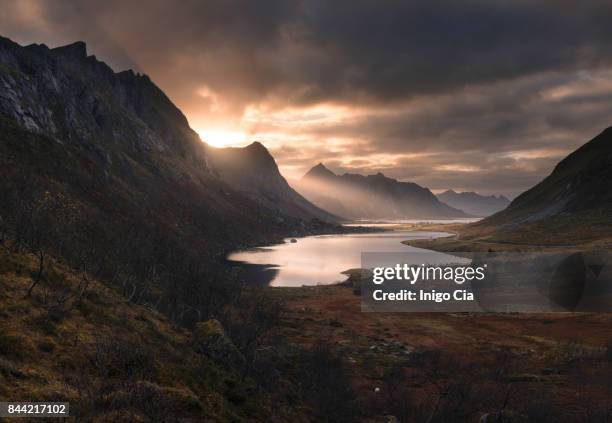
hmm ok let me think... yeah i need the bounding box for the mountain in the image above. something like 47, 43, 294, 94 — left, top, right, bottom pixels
463, 127, 612, 244
0, 36, 353, 420
0, 36, 339, 260
297, 164, 468, 219
206, 143, 338, 222
436, 190, 510, 217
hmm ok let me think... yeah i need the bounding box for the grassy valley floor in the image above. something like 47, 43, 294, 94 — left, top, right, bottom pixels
271, 223, 612, 421
273, 284, 612, 421
401, 223, 612, 253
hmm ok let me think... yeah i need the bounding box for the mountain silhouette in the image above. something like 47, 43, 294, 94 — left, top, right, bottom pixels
297, 164, 468, 219
437, 190, 510, 217
0, 36, 340, 261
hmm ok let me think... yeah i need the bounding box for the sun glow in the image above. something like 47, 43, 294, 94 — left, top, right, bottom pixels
197, 129, 249, 148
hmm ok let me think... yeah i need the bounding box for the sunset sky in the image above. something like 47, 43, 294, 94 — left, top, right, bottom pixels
3, 0, 612, 197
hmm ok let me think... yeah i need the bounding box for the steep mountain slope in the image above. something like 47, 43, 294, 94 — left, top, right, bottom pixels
463, 127, 612, 244
0, 37, 354, 420
297, 164, 468, 219
437, 190, 510, 217
0, 36, 338, 258
206, 142, 338, 222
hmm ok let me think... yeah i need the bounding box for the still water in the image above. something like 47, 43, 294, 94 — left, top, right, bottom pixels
228, 229, 466, 287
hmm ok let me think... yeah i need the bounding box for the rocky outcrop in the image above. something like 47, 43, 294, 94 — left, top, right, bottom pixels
0, 37, 200, 157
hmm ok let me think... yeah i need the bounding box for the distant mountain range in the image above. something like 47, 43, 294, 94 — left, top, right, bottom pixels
436, 190, 510, 217
0, 36, 339, 263
296, 164, 468, 219
464, 127, 612, 244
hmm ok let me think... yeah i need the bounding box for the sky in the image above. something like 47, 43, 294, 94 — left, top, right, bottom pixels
2, 0, 612, 197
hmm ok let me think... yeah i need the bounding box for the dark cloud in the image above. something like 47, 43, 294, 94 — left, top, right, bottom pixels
301, 70, 612, 153
5, 0, 612, 106
2, 0, 612, 196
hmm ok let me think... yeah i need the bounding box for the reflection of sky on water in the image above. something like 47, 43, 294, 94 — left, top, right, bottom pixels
228, 230, 463, 287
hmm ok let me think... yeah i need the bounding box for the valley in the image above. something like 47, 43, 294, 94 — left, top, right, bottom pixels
2, 30, 612, 422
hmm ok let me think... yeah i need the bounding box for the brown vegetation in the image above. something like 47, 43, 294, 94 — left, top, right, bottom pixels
273, 283, 612, 421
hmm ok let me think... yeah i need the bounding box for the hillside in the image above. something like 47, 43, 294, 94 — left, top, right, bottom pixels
436, 190, 510, 217
0, 245, 357, 421
0, 249, 276, 421
0, 36, 355, 421
461, 127, 612, 245
296, 163, 468, 219
0, 36, 339, 255
0, 35, 354, 367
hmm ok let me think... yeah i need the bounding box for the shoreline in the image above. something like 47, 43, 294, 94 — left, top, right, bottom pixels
228, 222, 455, 288
401, 222, 610, 253
262, 221, 612, 419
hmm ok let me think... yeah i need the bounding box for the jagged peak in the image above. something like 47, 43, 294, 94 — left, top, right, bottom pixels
51, 41, 87, 60
0, 35, 200, 155
2, 36, 143, 81
117, 69, 136, 78
243, 141, 273, 158
303, 163, 336, 180
312, 163, 329, 171
246, 141, 267, 151
0, 36, 23, 51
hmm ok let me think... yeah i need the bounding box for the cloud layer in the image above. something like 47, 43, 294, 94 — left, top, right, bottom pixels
2, 0, 612, 196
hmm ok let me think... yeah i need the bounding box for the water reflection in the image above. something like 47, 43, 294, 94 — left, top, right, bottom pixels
228, 230, 460, 287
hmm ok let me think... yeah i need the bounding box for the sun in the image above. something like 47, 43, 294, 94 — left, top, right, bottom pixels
197, 129, 249, 148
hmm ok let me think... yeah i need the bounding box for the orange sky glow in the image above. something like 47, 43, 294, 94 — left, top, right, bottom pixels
4, 0, 612, 197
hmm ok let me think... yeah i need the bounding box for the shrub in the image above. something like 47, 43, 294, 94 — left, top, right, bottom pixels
299, 344, 357, 422
91, 336, 156, 385
0, 329, 35, 361
0, 356, 27, 378
105, 381, 202, 421
37, 338, 56, 353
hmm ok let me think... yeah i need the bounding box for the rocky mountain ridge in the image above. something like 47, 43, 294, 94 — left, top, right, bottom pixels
0, 36, 341, 262
297, 163, 468, 219
0, 37, 199, 157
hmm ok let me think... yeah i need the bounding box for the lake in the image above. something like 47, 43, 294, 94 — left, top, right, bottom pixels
227, 227, 470, 287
